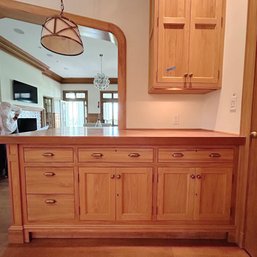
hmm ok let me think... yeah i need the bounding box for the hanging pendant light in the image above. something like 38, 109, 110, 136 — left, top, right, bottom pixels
41, 0, 84, 56
94, 54, 110, 90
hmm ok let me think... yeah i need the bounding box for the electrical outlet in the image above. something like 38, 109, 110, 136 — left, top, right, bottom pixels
230, 94, 237, 112
173, 114, 180, 125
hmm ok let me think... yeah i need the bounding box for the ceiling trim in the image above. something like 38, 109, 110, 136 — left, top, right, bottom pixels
0, 36, 118, 84
0, 35, 48, 72
0, 0, 127, 129
0, 35, 63, 82
61, 78, 118, 84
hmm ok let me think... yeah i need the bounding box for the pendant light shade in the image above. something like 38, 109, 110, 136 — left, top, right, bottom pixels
41, 0, 84, 56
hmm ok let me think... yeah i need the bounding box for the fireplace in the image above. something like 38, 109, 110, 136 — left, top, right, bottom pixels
17, 118, 37, 133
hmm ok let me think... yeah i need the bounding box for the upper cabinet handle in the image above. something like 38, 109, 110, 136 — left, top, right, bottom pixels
172, 152, 184, 158
189, 73, 193, 78
42, 152, 54, 157
184, 73, 188, 78
91, 153, 103, 158
209, 153, 221, 158
128, 153, 141, 158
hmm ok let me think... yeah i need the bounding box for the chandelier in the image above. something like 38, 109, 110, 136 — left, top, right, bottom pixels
94, 54, 110, 90
41, 0, 84, 56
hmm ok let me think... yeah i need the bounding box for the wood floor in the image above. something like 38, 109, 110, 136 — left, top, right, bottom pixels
0, 179, 250, 257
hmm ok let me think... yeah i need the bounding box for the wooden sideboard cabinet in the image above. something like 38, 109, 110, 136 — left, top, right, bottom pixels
149, 0, 226, 93
157, 148, 233, 221
3, 129, 244, 243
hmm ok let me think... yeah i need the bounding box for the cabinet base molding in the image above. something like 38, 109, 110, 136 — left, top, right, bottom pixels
8, 226, 25, 244
18, 224, 236, 243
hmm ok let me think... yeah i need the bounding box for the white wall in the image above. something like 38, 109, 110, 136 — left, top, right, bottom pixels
61, 84, 118, 114
16, 0, 248, 133
0, 50, 61, 110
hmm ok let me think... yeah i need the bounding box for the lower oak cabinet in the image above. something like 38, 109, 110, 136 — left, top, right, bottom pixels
13, 145, 240, 242
79, 167, 153, 221
157, 166, 232, 221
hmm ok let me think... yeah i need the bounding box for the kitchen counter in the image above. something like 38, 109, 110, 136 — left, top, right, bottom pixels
2, 128, 245, 243
0, 128, 245, 145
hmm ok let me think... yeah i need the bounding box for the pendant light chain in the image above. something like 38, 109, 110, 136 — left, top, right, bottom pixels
100, 54, 103, 73
60, 0, 64, 16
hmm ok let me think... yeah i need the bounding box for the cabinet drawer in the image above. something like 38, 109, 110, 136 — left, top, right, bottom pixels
158, 149, 234, 162
27, 195, 75, 221
78, 148, 154, 163
25, 167, 74, 194
23, 147, 74, 163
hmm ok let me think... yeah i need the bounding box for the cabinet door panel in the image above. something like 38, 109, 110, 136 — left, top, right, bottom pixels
157, 167, 195, 220
116, 168, 153, 220
189, 0, 223, 84
157, 0, 190, 84
79, 168, 115, 220
194, 167, 232, 221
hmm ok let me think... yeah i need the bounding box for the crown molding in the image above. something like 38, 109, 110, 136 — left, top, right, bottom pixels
61, 77, 118, 84
0, 36, 118, 84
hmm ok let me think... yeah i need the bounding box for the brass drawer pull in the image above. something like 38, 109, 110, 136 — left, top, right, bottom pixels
45, 199, 56, 204
128, 153, 141, 158
91, 153, 103, 158
42, 152, 55, 157
209, 153, 221, 158
43, 172, 56, 177
172, 152, 184, 158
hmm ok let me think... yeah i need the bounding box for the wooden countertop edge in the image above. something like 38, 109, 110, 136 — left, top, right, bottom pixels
0, 135, 245, 145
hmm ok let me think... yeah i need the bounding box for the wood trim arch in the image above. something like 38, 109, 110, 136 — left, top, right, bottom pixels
0, 0, 126, 129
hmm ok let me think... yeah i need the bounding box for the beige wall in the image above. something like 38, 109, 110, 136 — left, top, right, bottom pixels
17, 0, 248, 133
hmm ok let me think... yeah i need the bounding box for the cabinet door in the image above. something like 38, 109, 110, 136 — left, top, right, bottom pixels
189, 0, 223, 86
157, 0, 190, 84
157, 167, 195, 220
194, 167, 232, 221
79, 167, 115, 220
116, 167, 153, 220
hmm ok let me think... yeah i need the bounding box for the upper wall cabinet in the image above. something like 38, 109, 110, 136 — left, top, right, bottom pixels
149, 0, 226, 94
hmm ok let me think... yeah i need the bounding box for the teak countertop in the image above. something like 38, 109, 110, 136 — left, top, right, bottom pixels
0, 128, 245, 145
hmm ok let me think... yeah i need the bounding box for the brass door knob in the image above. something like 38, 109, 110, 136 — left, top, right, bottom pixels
250, 131, 257, 138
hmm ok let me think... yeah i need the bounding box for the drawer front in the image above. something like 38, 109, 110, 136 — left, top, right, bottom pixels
78, 148, 154, 163
158, 149, 234, 162
27, 195, 75, 221
25, 167, 74, 194
23, 147, 74, 163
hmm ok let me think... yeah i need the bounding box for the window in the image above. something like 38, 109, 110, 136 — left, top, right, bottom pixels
100, 91, 118, 126
62, 91, 88, 127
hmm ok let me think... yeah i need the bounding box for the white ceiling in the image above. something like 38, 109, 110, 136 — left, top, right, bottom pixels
0, 18, 118, 78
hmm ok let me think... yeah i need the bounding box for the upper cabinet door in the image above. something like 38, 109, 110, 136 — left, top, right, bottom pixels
157, 0, 190, 84
189, 0, 224, 85
149, 0, 225, 93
